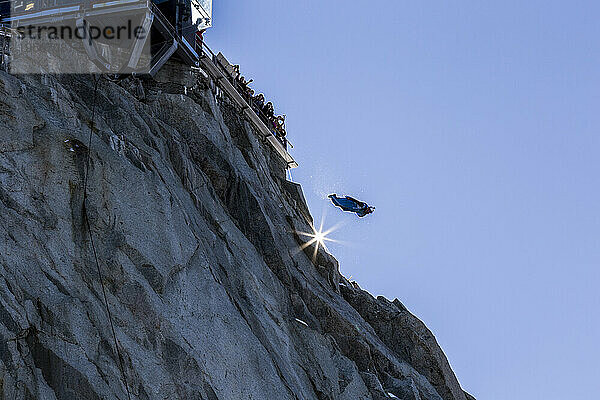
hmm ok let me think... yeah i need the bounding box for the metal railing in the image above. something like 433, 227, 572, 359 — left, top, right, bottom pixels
194, 36, 290, 150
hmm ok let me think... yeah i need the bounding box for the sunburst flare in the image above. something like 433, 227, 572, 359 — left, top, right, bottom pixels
294, 216, 345, 261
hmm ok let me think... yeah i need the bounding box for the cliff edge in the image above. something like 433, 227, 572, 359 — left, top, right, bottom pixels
0, 63, 474, 400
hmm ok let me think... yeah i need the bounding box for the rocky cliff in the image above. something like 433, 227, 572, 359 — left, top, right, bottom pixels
0, 62, 474, 400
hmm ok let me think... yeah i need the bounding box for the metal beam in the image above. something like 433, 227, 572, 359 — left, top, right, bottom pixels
127, 11, 154, 69
148, 39, 178, 76
76, 17, 112, 71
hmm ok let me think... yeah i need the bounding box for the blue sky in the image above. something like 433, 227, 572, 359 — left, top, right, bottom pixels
205, 1, 600, 398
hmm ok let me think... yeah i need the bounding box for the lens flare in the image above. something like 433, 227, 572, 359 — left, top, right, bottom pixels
294, 215, 345, 262
313, 230, 326, 246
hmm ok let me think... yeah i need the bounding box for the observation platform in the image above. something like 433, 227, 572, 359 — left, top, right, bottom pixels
0, 0, 297, 168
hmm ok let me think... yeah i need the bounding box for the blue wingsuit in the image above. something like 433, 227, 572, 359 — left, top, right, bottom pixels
328, 194, 374, 217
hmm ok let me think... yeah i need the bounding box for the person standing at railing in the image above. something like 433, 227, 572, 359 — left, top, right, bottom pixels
235, 74, 253, 102
276, 116, 286, 136
258, 101, 273, 126
195, 29, 206, 52
236, 74, 252, 88
253, 93, 265, 115
263, 102, 274, 121
245, 87, 254, 102
274, 116, 288, 148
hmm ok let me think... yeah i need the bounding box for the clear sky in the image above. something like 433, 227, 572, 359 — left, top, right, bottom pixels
205, 1, 600, 399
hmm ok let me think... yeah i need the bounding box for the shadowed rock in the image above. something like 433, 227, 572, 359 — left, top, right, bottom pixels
0, 64, 474, 400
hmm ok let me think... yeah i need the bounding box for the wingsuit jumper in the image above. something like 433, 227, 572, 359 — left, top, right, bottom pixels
328, 194, 375, 218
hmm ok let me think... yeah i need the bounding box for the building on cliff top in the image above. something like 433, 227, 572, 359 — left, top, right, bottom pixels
0, 0, 298, 169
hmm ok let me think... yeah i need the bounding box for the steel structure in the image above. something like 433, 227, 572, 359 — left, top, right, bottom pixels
0, 0, 297, 168
0, 0, 212, 74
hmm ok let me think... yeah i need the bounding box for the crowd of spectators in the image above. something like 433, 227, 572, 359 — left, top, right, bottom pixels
231, 65, 288, 148
194, 33, 289, 149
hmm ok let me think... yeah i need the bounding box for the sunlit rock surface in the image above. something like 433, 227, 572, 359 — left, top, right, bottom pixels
0, 64, 474, 400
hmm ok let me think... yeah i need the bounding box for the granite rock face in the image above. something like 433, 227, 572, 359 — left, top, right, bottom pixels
0, 64, 474, 400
